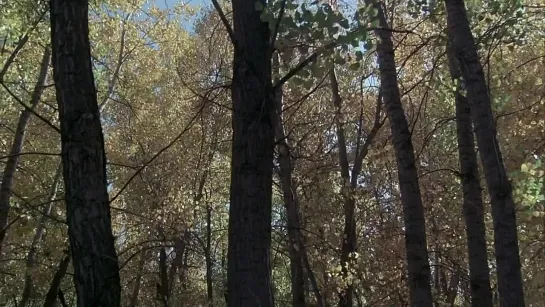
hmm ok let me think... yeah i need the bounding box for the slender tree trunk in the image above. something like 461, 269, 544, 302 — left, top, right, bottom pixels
50, 0, 121, 306
444, 0, 525, 305
205, 205, 214, 307
369, 3, 434, 306
128, 252, 146, 307
446, 41, 494, 307
330, 70, 357, 307
273, 54, 308, 307
158, 246, 169, 307
43, 255, 71, 307
0, 46, 51, 253
20, 163, 62, 307
227, 0, 275, 306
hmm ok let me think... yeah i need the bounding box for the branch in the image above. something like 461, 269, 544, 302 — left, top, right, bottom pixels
273, 40, 337, 90
270, 0, 288, 50
0, 82, 61, 133
109, 103, 205, 203
211, 0, 236, 45
99, 12, 132, 112
0, 9, 46, 81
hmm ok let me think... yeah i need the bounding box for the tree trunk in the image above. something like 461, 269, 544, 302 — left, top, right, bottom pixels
50, 0, 121, 306
20, 163, 62, 307
0, 46, 51, 253
127, 252, 146, 307
370, 3, 434, 306
330, 69, 357, 307
273, 54, 308, 307
444, 0, 525, 305
43, 255, 71, 307
446, 41, 494, 307
227, 0, 275, 306
206, 205, 214, 307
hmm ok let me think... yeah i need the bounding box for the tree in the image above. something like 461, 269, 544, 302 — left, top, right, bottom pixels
446, 40, 494, 307
50, 0, 121, 305
368, 2, 434, 306
218, 0, 275, 306
445, 0, 526, 305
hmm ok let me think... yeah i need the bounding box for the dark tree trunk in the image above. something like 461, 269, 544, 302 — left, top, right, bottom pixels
43, 255, 71, 307
128, 252, 146, 307
446, 41, 494, 307
444, 0, 525, 305
0, 46, 51, 253
370, 3, 434, 306
227, 0, 275, 306
50, 0, 121, 306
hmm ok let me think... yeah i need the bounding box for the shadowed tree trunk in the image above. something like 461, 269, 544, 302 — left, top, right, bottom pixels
273, 55, 326, 306
20, 163, 62, 307
330, 69, 383, 307
128, 252, 146, 307
0, 46, 51, 253
444, 0, 525, 305
368, 2, 434, 306
50, 0, 121, 306
226, 0, 275, 306
43, 255, 71, 307
446, 41, 494, 307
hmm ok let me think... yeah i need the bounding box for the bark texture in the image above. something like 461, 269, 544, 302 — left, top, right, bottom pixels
446, 42, 494, 307
0, 46, 51, 252
445, 0, 525, 305
50, 0, 121, 306
227, 0, 275, 306
370, 2, 434, 306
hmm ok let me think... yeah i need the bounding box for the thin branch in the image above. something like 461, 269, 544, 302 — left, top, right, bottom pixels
0, 82, 61, 133
270, 0, 288, 50
211, 0, 236, 45
0, 9, 47, 81
0, 152, 60, 160
274, 40, 337, 90
109, 103, 205, 203
99, 12, 133, 112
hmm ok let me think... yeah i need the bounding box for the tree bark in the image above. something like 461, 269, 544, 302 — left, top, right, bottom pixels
226, 0, 275, 306
50, 0, 121, 306
20, 163, 62, 307
444, 0, 525, 305
43, 255, 71, 307
446, 41, 494, 307
0, 46, 51, 253
369, 2, 434, 306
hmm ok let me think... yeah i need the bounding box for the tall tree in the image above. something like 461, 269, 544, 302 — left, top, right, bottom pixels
0, 46, 51, 253
445, 0, 526, 305
220, 0, 275, 305
446, 41, 494, 307
50, 0, 121, 306
368, 2, 434, 306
